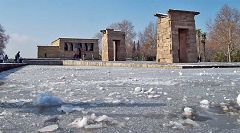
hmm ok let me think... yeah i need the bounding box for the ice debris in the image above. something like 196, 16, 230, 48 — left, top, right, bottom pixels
134, 87, 142, 93
33, 93, 63, 107
38, 124, 58, 132
57, 105, 84, 114
200, 99, 210, 108
237, 94, 240, 106
44, 116, 60, 124
183, 107, 193, 117
166, 119, 199, 129
179, 72, 183, 76
8, 99, 31, 106
69, 114, 120, 129
0, 110, 12, 116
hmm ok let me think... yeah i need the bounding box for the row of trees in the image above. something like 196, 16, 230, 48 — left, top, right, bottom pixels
206, 4, 240, 62
95, 20, 157, 61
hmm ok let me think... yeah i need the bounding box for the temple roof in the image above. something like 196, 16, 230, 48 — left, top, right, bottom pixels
155, 9, 199, 17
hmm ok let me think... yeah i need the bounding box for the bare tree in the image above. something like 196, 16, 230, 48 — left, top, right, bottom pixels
138, 22, 157, 61
0, 24, 9, 54
207, 4, 240, 62
196, 29, 202, 61
108, 20, 137, 58
94, 32, 102, 57
196, 29, 207, 62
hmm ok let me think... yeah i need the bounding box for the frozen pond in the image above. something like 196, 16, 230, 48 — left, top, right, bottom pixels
0, 65, 240, 132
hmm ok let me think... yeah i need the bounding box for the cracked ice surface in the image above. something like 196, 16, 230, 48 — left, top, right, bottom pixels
0, 65, 240, 132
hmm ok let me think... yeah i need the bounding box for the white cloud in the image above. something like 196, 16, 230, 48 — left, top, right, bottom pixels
10, 33, 33, 44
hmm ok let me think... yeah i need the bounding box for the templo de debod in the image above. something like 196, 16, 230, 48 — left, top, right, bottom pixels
37, 9, 199, 64
155, 9, 199, 63
37, 38, 99, 60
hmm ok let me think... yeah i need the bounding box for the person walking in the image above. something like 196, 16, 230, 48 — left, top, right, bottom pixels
3, 54, 8, 63
15, 51, 20, 63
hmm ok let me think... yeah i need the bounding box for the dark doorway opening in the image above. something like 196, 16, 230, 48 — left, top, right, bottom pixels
178, 29, 188, 63
78, 48, 82, 59
113, 40, 120, 61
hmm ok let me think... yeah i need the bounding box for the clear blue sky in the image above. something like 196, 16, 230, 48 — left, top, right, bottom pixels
0, 0, 239, 58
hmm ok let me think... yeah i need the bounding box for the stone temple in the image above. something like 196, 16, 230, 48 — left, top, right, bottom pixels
38, 38, 99, 60
155, 9, 199, 63
101, 29, 126, 61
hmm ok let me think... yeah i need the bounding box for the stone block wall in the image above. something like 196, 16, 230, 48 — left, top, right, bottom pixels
156, 16, 173, 63
38, 46, 60, 58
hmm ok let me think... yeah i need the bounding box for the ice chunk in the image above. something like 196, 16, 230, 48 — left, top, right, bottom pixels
237, 94, 240, 106
183, 107, 193, 117
147, 95, 154, 99
153, 95, 160, 98
167, 119, 199, 129
145, 88, 153, 94
0, 110, 11, 116
44, 116, 59, 123
8, 99, 31, 106
200, 99, 209, 108
182, 96, 187, 102
124, 117, 130, 120
57, 105, 83, 114
84, 123, 103, 129
168, 121, 184, 129
108, 92, 120, 97
33, 93, 63, 107
180, 118, 199, 127
95, 115, 113, 122
69, 117, 88, 128
69, 114, 118, 129
179, 72, 183, 76
38, 124, 58, 132
112, 99, 122, 104
167, 97, 172, 101
99, 87, 106, 91
134, 87, 142, 93
90, 113, 97, 120
58, 76, 66, 80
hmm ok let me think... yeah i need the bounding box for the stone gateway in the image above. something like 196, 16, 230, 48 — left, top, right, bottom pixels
101, 29, 126, 61
155, 9, 199, 63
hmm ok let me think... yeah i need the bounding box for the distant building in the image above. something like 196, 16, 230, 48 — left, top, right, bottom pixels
37, 38, 99, 60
